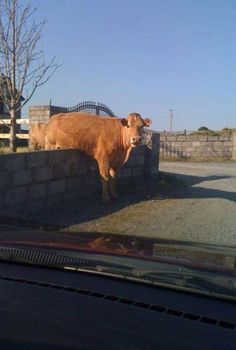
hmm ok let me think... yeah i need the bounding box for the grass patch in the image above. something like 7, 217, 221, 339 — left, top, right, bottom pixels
0, 146, 30, 153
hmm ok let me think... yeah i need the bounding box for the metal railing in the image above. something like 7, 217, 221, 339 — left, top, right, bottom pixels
66, 101, 116, 117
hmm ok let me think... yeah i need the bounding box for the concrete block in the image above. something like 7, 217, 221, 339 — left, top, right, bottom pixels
0, 173, 13, 189
212, 145, 225, 151
42, 194, 61, 209
140, 144, 148, 154
66, 177, 81, 191
29, 183, 47, 199
222, 141, 233, 147
53, 164, 66, 179
211, 141, 224, 147
37, 115, 50, 122
192, 141, 201, 147
219, 136, 230, 141
151, 143, 160, 154
3, 153, 26, 171
72, 162, 87, 176
86, 159, 99, 173
5, 186, 28, 204
27, 151, 48, 168
151, 165, 159, 174
185, 147, 195, 153
64, 162, 73, 177
197, 136, 208, 141
47, 150, 65, 164
176, 136, 187, 141
200, 141, 211, 147
23, 200, 46, 214
132, 167, 143, 176
14, 169, 33, 186
64, 150, 81, 163
0, 202, 24, 216
126, 155, 136, 167
151, 133, 160, 144
34, 166, 53, 182
207, 136, 219, 141
48, 179, 66, 195
120, 167, 132, 178
187, 135, 198, 141
29, 105, 50, 111
166, 136, 177, 141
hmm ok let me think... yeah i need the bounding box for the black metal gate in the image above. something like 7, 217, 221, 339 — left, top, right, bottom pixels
66, 101, 116, 117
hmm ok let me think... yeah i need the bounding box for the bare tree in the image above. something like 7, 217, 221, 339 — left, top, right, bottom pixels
0, 0, 59, 152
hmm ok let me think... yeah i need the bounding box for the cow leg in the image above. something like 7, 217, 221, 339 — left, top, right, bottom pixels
102, 178, 111, 203
45, 143, 53, 150
45, 135, 57, 150
44, 138, 52, 150
45, 140, 56, 150
97, 160, 111, 203
109, 168, 118, 198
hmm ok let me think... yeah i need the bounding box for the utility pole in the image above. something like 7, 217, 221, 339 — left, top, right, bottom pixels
169, 109, 173, 133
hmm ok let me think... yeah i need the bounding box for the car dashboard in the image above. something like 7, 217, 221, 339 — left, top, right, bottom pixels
0, 260, 235, 349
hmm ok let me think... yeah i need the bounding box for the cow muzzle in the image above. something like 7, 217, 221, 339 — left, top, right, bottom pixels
130, 136, 142, 147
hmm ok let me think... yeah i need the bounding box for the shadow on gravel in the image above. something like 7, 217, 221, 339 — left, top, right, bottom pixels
1, 171, 235, 231
165, 172, 236, 203
32, 172, 183, 229
165, 173, 231, 186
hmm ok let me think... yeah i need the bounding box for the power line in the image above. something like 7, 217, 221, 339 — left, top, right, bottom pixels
158, 115, 236, 120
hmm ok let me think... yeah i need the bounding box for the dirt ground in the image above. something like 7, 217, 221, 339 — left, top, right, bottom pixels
19, 161, 236, 246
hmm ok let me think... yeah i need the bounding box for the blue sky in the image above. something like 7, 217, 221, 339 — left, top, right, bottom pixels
26, 0, 236, 131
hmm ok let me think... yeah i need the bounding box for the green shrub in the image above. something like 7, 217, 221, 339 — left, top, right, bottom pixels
198, 126, 210, 131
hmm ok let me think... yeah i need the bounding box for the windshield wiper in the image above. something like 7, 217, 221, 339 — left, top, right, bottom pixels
64, 262, 236, 299
0, 244, 235, 300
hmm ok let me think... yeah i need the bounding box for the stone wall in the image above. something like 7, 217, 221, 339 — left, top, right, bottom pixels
0, 132, 159, 218
160, 133, 236, 160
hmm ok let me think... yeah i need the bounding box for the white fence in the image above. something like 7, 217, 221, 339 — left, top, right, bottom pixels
0, 118, 29, 139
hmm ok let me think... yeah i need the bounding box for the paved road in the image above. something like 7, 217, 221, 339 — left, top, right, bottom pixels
156, 162, 236, 244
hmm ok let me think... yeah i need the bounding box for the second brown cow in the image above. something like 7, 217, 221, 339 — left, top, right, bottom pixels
30, 123, 46, 150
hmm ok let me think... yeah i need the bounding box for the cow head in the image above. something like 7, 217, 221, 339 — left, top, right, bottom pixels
121, 113, 152, 147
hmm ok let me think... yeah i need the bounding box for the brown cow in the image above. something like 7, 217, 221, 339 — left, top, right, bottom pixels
30, 123, 46, 150
45, 112, 152, 202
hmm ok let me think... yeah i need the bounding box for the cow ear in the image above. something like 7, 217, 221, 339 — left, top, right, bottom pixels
120, 118, 128, 126
144, 118, 152, 127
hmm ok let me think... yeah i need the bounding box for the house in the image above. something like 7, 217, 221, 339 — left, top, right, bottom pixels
0, 75, 25, 133
0, 74, 24, 119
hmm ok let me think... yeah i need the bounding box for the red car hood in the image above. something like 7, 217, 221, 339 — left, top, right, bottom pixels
0, 229, 235, 273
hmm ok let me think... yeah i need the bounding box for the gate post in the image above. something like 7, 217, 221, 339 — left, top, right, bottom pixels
28, 105, 67, 148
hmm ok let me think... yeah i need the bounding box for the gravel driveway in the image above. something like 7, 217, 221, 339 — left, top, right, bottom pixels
60, 161, 236, 245
156, 162, 236, 244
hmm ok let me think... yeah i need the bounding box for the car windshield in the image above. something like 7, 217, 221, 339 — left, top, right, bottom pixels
0, 0, 236, 301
